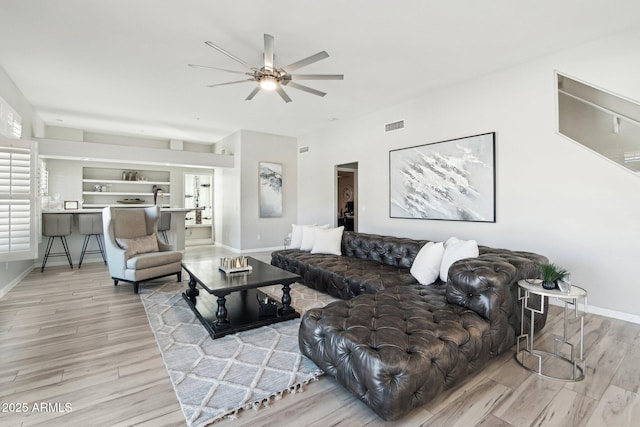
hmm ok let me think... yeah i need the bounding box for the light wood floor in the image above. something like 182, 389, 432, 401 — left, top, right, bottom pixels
1, 246, 639, 426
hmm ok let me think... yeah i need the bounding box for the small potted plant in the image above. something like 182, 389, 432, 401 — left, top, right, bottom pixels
539, 263, 569, 290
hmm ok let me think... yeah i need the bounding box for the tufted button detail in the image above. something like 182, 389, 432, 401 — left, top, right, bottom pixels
286, 233, 550, 422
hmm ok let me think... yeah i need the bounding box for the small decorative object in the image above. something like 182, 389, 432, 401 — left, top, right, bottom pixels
64, 200, 79, 210
117, 198, 145, 204
219, 256, 252, 274
557, 275, 572, 293
539, 263, 569, 290
257, 295, 278, 316
92, 184, 102, 192
152, 185, 163, 205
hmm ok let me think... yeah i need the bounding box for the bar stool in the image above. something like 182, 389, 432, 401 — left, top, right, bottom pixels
78, 213, 107, 268
41, 213, 73, 272
158, 211, 171, 244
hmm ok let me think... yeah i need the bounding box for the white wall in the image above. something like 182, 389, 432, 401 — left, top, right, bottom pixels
298, 26, 640, 321
216, 131, 242, 250
215, 130, 298, 252
239, 130, 298, 250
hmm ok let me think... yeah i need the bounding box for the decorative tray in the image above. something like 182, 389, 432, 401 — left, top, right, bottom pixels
117, 198, 146, 204
218, 265, 253, 274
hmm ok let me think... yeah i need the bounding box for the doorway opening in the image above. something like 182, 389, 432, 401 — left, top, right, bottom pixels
336, 162, 358, 232
184, 172, 214, 245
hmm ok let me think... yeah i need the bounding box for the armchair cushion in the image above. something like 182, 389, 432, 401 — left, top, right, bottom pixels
126, 250, 183, 269
116, 235, 159, 259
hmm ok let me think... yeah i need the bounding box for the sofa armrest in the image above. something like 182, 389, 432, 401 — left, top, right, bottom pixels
445, 251, 546, 355
446, 257, 517, 355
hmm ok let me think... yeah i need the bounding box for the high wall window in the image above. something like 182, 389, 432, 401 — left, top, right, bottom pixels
557, 73, 640, 174
0, 138, 37, 261
0, 95, 22, 139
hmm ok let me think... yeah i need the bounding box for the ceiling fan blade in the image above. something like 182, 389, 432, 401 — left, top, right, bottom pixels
188, 64, 253, 75
204, 41, 259, 71
285, 74, 344, 80
264, 34, 275, 71
207, 79, 254, 88
275, 85, 292, 103
285, 81, 326, 97
280, 51, 329, 73
245, 86, 261, 101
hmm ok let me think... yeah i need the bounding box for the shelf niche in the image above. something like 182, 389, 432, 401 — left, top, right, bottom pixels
82, 167, 171, 208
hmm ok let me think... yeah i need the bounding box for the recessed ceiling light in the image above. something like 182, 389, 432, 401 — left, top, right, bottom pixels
329, 117, 339, 122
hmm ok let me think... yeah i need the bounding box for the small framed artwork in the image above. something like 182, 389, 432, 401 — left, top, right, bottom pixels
259, 161, 283, 218
64, 200, 79, 210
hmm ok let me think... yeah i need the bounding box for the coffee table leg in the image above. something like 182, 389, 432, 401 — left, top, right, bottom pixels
281, 283, 294, 315
186, 275, 199, 304
215, 295, 230, 325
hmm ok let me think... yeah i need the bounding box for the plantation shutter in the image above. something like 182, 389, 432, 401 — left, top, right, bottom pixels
0, 138, 37, 261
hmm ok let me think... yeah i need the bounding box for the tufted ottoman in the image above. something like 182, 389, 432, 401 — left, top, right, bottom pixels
299, 284, 495, 421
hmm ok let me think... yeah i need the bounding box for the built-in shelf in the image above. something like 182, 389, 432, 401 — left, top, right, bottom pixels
83, 178, 171, 186
82, 167, 171, 208
82, 203, 171, 208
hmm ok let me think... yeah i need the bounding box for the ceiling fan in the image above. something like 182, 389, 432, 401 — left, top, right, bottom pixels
189, 34, 344, 103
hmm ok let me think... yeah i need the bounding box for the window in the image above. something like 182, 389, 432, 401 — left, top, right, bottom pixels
557, 72, 640, 174
0, 138, 37, 261
0, 95, 22, 139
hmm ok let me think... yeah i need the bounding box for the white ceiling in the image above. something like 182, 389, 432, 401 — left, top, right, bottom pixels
1, 0, 639, 144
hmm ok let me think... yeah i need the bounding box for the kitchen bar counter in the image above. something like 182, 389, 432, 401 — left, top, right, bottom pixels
39, 208, 193, 268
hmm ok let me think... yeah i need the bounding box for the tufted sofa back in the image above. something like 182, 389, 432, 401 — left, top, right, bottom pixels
341, 231, 428, 269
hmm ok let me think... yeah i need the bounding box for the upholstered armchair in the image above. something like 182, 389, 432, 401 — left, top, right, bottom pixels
102, 206, 182, 293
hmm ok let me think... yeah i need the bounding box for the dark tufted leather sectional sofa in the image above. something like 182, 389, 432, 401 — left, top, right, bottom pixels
271, 231, 548, 421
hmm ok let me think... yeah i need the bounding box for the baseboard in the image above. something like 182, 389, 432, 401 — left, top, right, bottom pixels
185, 238, 214, 247
241, 245, 285, 254
213, 242, 241, 254
212, 242, 284, 254
0, 264, 34, 300
549, 299, 640, 325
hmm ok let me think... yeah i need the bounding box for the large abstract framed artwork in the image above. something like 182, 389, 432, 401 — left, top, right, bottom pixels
259, 161, 283, 218
389, 132, 496, 222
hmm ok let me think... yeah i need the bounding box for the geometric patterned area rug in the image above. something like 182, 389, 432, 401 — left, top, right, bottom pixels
139, 281, 330, 427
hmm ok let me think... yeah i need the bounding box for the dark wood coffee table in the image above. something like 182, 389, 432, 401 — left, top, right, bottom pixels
181, 257, 302, 339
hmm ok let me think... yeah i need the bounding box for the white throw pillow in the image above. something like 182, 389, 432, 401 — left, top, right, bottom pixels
410, 241, 445, 285
311, 226, 344, 255
300, 224, 329, 251
440, 238, 479, 282
444, 236, 460, 248
290, 224, 304, 249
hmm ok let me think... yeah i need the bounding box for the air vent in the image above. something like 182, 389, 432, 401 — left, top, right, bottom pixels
384, 120, 405, 133
299, 146, 309, 153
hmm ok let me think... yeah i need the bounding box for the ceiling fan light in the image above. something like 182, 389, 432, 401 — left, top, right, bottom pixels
260, 76, 278, 91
